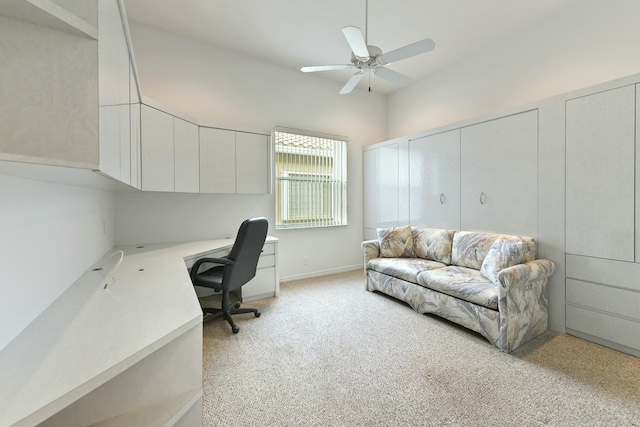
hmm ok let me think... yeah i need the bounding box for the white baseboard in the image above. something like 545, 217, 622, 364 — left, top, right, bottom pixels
280, 265, 363, 283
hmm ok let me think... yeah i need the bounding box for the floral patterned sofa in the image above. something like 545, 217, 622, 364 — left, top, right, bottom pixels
362, 226, 555, 353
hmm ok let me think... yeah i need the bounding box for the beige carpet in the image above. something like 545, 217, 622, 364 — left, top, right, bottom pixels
202, 269, 640, 426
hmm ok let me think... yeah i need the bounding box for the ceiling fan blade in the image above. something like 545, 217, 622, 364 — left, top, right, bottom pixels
342, 26, 370, 58
301, 65, 353, 73
376, 38, 435, 66
373, 67, 412, 86
339, 70, 365, 94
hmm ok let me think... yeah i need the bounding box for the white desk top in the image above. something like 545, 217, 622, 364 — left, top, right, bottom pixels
0, 238, 276, 426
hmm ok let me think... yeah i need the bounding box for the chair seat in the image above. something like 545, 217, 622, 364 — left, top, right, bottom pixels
194, 265, 224, 290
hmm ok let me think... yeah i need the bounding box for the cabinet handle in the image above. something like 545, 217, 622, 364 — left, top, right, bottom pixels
480, 192, 486, 205
440, 193, 445, 204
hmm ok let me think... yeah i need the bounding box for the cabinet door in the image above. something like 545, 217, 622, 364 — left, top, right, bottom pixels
566, 85, 635, 261
98, 105, 121, 179
236, 132, 269, 194
98, 0, 131, 183
141, 105, 174, 192
174, 117, 199, 193
460, 110, 538, 237
363, 148, 379, 234
378, 143, 399, 228
409, 130, 460, 229
130, 102, 141, 189
199, 128, 236, 193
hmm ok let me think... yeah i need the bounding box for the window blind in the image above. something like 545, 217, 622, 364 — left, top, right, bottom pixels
274, 127, 348, 229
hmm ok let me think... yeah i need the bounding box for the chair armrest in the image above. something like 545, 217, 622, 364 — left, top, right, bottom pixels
190, 257, 235, 282
497, 259, 555, 292
361, 240, 380, 269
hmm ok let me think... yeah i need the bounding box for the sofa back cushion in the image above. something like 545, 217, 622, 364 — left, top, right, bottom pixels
480, 238, 528, 284
452, 231, 536, 270
412, 228, 454, 264
377, 225, 416, 258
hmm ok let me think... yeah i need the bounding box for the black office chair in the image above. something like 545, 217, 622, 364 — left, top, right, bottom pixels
190, 217, 268, 333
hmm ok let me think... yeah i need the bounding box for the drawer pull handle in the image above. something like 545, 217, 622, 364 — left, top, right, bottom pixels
440, 193, 445, 204
480, 192, 486, 205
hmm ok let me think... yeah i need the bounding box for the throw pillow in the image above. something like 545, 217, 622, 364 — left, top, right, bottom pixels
377, 225, 416, 258
412, 228, 453, 264
480, 238, 527, 284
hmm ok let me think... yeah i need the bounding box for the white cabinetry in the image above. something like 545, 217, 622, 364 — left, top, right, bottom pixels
199, 127, 270, 194
564, 84, 640, 357
409, 130, 461, 230
236, 132, 269, 194
98, 0, 133, 185
174, 117, 200, 193
566, 85, 636, 262
200, 128, 236, 193
141, 105, 175, 192
0, 1, 98, 168
362, 138, 409, 240
140, 104, 200, 193
460, 110, 538, 237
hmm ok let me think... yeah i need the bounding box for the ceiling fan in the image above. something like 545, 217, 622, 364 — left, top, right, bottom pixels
301, 0, 435, 94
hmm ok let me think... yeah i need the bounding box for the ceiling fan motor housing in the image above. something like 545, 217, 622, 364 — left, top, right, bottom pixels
351, 45, 383, 69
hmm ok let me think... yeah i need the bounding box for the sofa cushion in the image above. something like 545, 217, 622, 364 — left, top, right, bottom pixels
451, 231, 537, 270
412, 228, 454, 264
416, 266, 498, 310
377, 225, 416, 258
368, 258, 447, 284
480, 238, 528, 284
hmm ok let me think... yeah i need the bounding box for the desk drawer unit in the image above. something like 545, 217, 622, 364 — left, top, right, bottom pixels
565, 254, 640, 357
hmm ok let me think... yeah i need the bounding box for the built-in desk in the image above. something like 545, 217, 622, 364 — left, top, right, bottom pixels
0, 237, 278, 426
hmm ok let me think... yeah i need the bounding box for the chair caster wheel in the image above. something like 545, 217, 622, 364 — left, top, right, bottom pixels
232, 325, 239, 334
234, 302, 241, 309
255, 311, 261, 317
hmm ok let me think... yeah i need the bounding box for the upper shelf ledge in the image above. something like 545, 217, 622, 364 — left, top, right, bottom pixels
0, 0, 98, 39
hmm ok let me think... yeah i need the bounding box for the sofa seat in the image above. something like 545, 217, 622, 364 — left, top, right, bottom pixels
368, 257, 447, 284
417, 266, 498, 310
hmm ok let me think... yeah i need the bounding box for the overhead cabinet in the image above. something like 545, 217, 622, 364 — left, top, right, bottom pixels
199, 127, 270, 194
98, 0, 137, 186
0, 2, 98, 168
140, 104, 199, 193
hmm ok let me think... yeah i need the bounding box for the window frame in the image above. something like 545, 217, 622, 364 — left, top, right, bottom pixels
274, 127, 348, 230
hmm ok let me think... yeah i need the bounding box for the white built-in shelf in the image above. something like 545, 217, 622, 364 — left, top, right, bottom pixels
0, 0, 97, 39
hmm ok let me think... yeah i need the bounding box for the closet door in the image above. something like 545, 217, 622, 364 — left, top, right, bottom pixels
566, 85, 635, 261
363, 148, 379, 239
409, 130, 460, 229
460, 110, 538, 237
378, 143, 399, 228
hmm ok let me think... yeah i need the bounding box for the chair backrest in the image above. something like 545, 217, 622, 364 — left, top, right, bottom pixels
224, 217, 269, 291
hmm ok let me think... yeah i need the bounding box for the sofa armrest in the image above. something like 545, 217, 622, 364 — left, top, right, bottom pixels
361, 240, 380, 269
497, 259, 555, 292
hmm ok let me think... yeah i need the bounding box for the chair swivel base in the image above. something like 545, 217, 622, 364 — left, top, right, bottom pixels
202, 304, 261, 333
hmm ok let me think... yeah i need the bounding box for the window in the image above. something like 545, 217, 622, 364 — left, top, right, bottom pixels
274, 127, 347, 229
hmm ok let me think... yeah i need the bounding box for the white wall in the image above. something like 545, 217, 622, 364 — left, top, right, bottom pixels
116, 23, 386, 280
387, 0, 640, 139
0, 175, 114, 350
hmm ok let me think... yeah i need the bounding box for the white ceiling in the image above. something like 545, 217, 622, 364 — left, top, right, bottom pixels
123, 0, 588, 95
